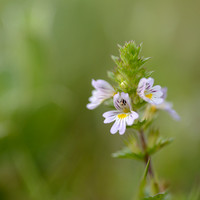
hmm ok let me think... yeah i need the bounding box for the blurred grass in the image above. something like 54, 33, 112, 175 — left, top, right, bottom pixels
0, 0, 199, 199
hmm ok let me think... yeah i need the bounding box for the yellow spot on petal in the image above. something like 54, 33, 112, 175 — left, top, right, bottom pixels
118, 114, 127, 119
145, 93, 153, 99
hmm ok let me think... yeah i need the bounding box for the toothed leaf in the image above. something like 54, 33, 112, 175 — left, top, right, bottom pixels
143, 193, 168, 200
147, 138, 173, 155
112, 147, 144, 160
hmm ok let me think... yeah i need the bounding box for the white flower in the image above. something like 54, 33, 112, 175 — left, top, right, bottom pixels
103, 92, 139, 135
87, 79, 115, 110
137, 77, 163, 105
155, 88, 180, 120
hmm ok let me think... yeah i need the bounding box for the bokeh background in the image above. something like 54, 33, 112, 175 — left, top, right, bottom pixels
0, 0, 199, 199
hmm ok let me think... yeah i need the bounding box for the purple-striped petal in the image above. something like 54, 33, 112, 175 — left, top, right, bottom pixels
119, 119, 126, 135
110, 119, 120, 134
126, 111, 139, 126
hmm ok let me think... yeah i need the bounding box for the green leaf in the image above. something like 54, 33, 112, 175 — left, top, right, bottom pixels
112, 147, 144, 160
143, 193, 167, 200
139, 160, 150, 199
145, 70, 154, 78
148, 128, 160, 146
142, 57, 151, 64
142, 159, 150, 182
129, 120, 147, 130
111, 55, 120, 65
143, 119, 154, 130
107, 71, 115, 82
147, 138, 173, 155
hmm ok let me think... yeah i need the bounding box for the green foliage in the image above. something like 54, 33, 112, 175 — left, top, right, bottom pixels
147, 138, 173, 156
107, 71, 116, 82
138, 160, 169, 200
112, 147, 144, 160
147, 128, 173, 155
139, 160, 150, 199
147, 128, 160, 146
143, 193, 168, 200
129, 120, 147, 130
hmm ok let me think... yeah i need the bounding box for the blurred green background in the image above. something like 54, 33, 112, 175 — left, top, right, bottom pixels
0, 0, 199, 199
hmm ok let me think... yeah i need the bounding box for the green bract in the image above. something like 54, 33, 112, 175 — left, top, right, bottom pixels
108, 41, 152, 106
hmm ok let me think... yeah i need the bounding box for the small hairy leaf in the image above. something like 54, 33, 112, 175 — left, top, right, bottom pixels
147, 138, 173, 155
148, 128, 160, 146
139, 160, 150, 199
129, 120, 147, 130
145, 70, 154, 77
107, 71, 115, 82
111, 55, 120, 65
112, 147, 144, 160
143, 193, 167, 200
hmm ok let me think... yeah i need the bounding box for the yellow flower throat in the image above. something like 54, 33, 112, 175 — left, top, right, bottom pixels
145, 93, 153, 99
118, 114, 127, 119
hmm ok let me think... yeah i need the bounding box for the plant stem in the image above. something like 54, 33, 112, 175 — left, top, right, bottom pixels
139, 129, 154, 178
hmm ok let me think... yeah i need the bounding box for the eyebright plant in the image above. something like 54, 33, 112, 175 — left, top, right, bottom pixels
87, 41, 180, 200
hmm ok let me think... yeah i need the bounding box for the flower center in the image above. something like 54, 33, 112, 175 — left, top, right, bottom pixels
118, 114, 127, 119
145, 93, 153, 99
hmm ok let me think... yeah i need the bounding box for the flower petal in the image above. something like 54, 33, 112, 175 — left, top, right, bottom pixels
151, 97, 164, 105
126, 111, 139, 126
168, 109, 180, 121
92, 79, 114, 93
87, 79, 115, 110
119, 119, 126, 135
151, 90, 163, 97
150, 85, 162, 93
110, 119, 120, 134
103, 110, 120, 124
113, 93, 122, 110
86, 102, 100, 110
157, 102, 180, 121
104, 116, 116, 124
161, 87, 168, 99
103, 110, 120, 118
146, 77, 154, 88
137, 78, 147, 95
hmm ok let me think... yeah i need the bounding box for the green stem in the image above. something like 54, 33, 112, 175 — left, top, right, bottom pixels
139, 129, 154, 178
139, 129, 161, 194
